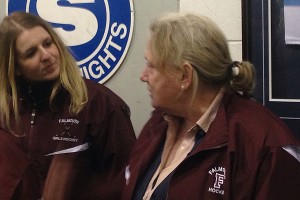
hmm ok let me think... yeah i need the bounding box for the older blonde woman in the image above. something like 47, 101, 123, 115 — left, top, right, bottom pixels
122, 12, 300, 200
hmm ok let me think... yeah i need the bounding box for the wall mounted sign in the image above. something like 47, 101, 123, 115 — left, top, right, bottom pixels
6, 0, 134, 83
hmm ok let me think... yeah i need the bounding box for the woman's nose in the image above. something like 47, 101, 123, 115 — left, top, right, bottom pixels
40, 48, 51, 62
140, 68, 148, 82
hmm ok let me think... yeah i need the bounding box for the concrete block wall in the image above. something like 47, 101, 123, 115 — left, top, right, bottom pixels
180, 0, 242, 61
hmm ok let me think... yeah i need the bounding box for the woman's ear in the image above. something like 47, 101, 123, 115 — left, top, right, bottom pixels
180, 62, 194, 90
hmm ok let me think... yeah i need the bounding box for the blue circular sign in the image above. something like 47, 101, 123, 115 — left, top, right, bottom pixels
6, 0, 134, 83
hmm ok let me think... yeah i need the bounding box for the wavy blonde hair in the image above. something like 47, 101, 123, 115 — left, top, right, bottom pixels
0, 11, 88, 133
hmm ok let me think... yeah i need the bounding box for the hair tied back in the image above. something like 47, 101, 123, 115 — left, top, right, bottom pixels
230, 61, 240, 77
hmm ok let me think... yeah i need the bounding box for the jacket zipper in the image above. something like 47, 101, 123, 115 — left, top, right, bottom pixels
27, 86, 38, 155
29, 86, 37, 125
31, 107, 37, 125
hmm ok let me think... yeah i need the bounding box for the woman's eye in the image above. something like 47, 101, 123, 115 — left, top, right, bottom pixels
25, 50, 35, 58
45, 42, 52, 47
146, 61, 154, 68
44, 38, 53, 47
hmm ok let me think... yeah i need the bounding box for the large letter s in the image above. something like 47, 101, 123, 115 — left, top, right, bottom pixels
36, 0, 98, 46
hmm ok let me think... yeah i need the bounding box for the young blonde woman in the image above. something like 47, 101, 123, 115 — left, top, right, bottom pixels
0, 11, 136, 199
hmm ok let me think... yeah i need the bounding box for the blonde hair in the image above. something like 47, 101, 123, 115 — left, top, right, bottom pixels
0, 11, 88, 133
149, 12, 255, 97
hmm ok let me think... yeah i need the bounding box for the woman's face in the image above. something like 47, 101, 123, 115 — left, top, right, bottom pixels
140, 43, 182, 112
15, 26, 60, 82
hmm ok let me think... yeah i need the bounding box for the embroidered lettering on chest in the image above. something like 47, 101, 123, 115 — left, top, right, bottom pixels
52, 118, 80, 143
208, 166, 226, 195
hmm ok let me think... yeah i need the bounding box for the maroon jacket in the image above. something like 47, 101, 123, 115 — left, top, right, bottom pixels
122, 91, 300, 200
0, 79, 136, 200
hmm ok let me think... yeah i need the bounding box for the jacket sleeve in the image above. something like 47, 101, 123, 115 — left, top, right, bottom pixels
88, 102, 136, 199
0, 131, 40, 200
254, 146, 300, 200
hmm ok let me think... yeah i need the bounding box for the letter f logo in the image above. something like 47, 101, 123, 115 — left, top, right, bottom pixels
214, 173, 225, 189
